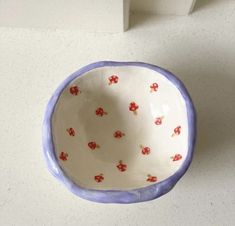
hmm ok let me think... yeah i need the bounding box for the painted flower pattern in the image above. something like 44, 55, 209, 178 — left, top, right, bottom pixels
94, 174, 104, 183
155, 116, 164, 125
113, 130, 125, 138
69, 85, 81, 95
88, 142, 100, 150
147, 174, 157, 182
171, 154, 182, 161
95, 107, 108, 117
108, 75, 119, 85
59, 75, 186, 185
129, 102, 139, 115
66, 127, 75, 136
150, 83, 158, 92
140, 145, 151, 155
59, 152, 68, 161
116, 160, 127, 172
172, 126, 181, 137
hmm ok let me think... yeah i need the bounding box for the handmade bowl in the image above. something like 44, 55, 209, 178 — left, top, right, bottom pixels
43, 61, 196, 203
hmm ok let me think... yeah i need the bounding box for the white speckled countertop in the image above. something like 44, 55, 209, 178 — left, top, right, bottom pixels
0, 0, 235, 225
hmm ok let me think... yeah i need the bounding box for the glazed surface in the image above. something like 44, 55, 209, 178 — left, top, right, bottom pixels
52, 66, 188, 190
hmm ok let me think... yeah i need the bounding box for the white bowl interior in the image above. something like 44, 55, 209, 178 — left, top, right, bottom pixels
52, 66, 188, 190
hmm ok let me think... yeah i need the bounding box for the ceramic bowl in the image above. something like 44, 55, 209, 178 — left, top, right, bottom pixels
43, 61, 196, 203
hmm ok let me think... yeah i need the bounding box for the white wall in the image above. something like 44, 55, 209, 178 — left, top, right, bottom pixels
0, 0, 196, 32
0, 0, 130, 32
131, 0, 197, 15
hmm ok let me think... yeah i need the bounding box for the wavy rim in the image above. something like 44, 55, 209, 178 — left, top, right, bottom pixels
42, 61, 196, 204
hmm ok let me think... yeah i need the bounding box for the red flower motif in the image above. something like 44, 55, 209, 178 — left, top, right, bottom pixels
150, 83, 158, 92
116, 160, 127, 172
95, 107, 108, 117
59, 152, 68, 161
146, 174, 157, 182
108, 75, 119, 85
172, 126, 181, 137
155, 116, 164, 125
94, 174, 104, 183
140, 145, 151, 155
88, 141, 100, 150
129, 102, 139, 115
69, 86, 81, 95
66, 128, 75, 136
113, 130, 125, 138
171, 154, 182, 161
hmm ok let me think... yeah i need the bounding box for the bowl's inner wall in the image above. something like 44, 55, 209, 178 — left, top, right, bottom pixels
52, 66, 188, 190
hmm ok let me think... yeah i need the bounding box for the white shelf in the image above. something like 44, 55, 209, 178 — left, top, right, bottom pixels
0, 0, 196, 32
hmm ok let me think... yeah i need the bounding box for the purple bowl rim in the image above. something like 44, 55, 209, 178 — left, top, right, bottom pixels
42, 61, 196, 204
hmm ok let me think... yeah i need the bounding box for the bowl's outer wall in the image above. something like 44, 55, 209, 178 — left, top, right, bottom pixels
42, 61, 196, 204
